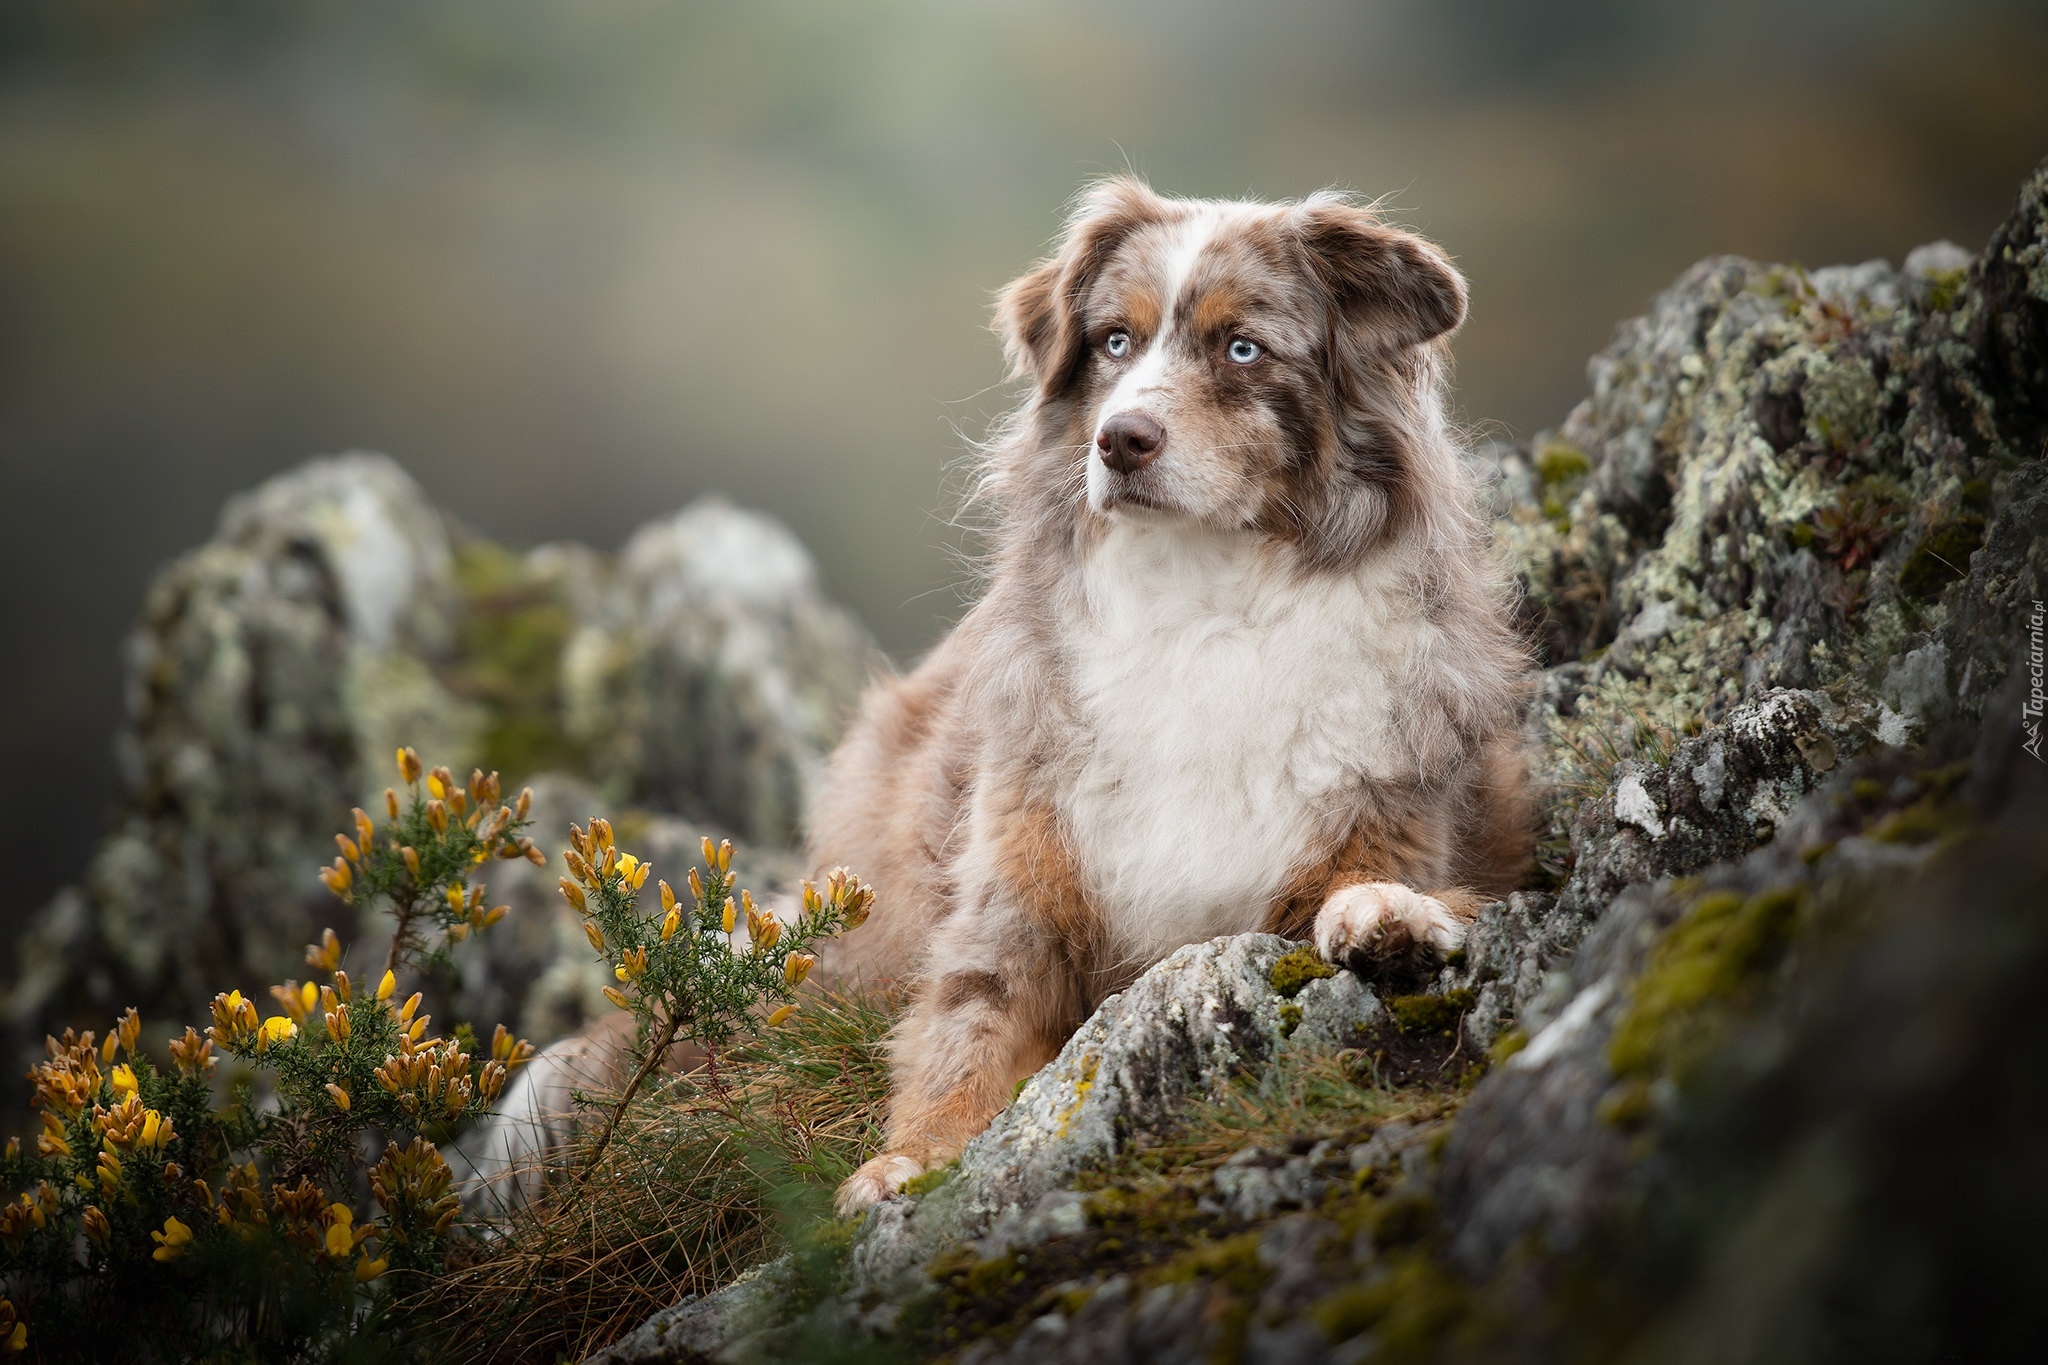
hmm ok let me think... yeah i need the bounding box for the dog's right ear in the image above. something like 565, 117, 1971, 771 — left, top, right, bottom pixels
996, 177, 1165, 397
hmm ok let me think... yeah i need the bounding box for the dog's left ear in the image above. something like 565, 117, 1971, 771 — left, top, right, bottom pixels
996, 177, 1167, 396
1293, 200, 1467, 354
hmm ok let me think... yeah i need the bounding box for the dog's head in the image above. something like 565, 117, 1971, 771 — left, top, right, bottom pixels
993, 178, 1469, 566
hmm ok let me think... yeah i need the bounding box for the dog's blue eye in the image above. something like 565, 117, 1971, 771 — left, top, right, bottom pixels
1105, 331, 1131, 359
1226, 338, 1262, 365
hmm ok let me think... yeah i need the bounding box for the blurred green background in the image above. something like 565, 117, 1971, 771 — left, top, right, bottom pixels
3, 0, 2045, 956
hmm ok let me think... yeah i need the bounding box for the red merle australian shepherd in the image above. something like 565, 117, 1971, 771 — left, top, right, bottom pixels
811, 177, 1532, 1214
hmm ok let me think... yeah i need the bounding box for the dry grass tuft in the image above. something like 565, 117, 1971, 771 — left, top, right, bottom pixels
405, 985, 902, 1364
1109, 1050, 1461, 1178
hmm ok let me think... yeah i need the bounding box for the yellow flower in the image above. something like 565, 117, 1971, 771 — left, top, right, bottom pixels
397, 747, 423, 785
615, 947, 647, 982
258, 1016, 298, 1051
3, 1323, 21, 1353
139, 1109, 173, 1149
324, 1205, 354, 1258
399, 992, 423, 1026
377, 970, 396, 1002
326, 1083, 352, 1112
783, 953, 815, 988
722, 901, 736, 934
602, 986, 632, 1010
661, 907, 682, 942
150, 1215, 192, 1261
110, 1064, 138, 1098
616, 852, 640, 880
766, 1004, 797, 1027
355, 1253, 389, 1282
427, 772, 446, 800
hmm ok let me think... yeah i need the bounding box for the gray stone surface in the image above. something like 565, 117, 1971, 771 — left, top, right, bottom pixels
4, 459, 873, 1079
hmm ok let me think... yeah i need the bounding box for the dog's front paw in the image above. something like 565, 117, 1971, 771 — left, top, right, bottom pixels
1314, 881, 1466, 966
835, 1152, 926, 1216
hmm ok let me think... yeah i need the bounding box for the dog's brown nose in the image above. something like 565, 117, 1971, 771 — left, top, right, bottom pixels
1096, 412, 1165, 474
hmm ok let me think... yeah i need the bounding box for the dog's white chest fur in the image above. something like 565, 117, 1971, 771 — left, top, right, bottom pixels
1059, 518, 1427, 968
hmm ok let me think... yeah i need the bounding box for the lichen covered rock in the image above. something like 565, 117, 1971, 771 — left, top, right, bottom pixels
4, 460, 875, 1079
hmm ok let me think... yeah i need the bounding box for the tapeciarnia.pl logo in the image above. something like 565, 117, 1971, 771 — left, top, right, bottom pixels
2025, 599, 2045, 762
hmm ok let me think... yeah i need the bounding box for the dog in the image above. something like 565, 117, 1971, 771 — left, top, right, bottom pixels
814, 177, 1532, 1215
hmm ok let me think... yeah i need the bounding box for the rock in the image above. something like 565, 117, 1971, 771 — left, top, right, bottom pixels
4, 460, 876, 1081
556, 497, 884, 850
5, 454, 465, 1070
953, 934, 1379, 1221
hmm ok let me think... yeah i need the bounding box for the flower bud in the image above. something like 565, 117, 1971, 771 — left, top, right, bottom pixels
784, 953, 815, 988
661, 907, 682, 942
377, 970, 396, 1002
325, 1083, 351, 1112
354, 807, 375, 850
722, 901, 736, 934
766, 1004, 796, 1027
335, 833, 361, 863
425, 800, 448, 834
386, 787, 401, 820
522, 839, 546, 866
480, 904, 507, 928
401, 847, 421, 880
584, 922, 605, 953
560, 878, 587, 913
602, 986, 632, 1010
516, 787, 532, 819
718, 840, 733, 874
334, 970, 351, 1003
659, 880, 677, 914
398, 748, 423, 785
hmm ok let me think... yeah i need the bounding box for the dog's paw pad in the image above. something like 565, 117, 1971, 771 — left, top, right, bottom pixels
835, 1152, 925, 1216
1313, 881, 1465, 964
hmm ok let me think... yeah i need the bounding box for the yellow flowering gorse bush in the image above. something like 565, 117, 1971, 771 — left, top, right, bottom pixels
0, 748, 538, 1362
563, 820, 875, 1170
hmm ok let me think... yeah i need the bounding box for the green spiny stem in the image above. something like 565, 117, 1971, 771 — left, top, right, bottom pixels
579, 1010, 682, 1178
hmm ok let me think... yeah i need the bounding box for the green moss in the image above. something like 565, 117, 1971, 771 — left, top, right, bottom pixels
1897, 515, 1986, 601
1277, 1003, 1304, 1038
1054, 1285, 1095, 1318
448, 541, 586, 781
1487, 1029, 1527, 1067
1534, 439, 1592, 486
1607, 886, 1805, 1080
1924, 266, 1969, 312
901, 1161, 957, 1198
1384, 990, 1476, 1037
1596, 1079, 1655, 1130
1867, 795, 1969, 845
1311, 1253, 1469, 1358
1269, 946, 1337, 999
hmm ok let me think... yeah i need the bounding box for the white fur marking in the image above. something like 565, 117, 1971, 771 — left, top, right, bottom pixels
1059, 518, 1435, 969
1314, 882, 1466, 959
1087, 211, 1229, 513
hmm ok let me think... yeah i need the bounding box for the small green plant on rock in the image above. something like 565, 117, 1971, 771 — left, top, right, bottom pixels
557, 819, 876, 1171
